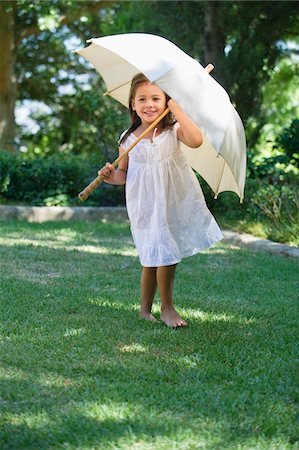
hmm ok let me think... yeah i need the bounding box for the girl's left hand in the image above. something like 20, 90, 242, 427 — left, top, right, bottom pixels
167, 98, 182, 114
167, 98, 203, 148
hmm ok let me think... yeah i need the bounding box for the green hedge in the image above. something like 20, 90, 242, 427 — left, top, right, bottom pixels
199, 159, 298, 245
0, 151, 125, 207
1, 150, 298, 244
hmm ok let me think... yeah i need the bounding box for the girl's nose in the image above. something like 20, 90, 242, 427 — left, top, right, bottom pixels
145, 99, 154, 108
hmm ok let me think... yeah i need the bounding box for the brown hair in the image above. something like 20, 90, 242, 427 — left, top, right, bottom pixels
119, 73, 175, 145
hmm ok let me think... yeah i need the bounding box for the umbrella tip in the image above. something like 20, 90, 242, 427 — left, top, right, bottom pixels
206, 63, 214, 73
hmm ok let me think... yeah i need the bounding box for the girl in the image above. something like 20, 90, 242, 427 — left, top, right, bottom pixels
99, 73, 223, 328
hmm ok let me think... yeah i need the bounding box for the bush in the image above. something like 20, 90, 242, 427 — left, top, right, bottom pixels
249, 182, 299, 243
0, 151, 18, 195
0, 151, 125, 207
276, 119, 299, 168
198, 159, 298, 245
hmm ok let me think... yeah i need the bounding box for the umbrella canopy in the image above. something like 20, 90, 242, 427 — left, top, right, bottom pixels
74, 33, 247, 200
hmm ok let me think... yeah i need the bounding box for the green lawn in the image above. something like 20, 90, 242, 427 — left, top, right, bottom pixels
0, 220, 298, 450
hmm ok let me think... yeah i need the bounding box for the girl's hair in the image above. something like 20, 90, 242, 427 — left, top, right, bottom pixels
119, 73, 176, 145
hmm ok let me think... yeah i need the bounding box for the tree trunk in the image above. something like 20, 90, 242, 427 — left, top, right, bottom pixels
0, 2, 16, 151
203, 1, 226, 88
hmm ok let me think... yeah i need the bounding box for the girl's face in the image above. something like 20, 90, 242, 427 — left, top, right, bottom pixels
131, 82, 167, 127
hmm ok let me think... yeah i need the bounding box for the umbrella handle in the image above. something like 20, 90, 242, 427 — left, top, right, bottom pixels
78, 63, 214, 201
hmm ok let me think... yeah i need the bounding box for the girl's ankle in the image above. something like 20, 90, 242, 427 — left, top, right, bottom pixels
161, 304, 175, 312
140, 307, 152, 315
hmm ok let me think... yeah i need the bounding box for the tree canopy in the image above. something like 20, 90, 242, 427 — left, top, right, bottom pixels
0, 0, 298, 161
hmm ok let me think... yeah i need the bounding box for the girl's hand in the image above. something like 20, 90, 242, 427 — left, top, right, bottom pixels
167, 98, 203, 148
167, 98, 182, 114
98, 162, 115, 180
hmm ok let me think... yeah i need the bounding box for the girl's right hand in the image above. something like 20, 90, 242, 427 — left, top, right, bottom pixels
98, 162, 115, 180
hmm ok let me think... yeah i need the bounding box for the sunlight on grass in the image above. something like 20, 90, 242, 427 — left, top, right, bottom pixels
0, 367, 77, 389
4, 400, 141, 427
4, 411, 51, 429
63, 327, 86, 338
0, 237, 138, 257
181, 308, 256, 325
89, 298, 140, 312
118, 343, 147, 354
1, 221, 298, 450
202, 244, 242, 254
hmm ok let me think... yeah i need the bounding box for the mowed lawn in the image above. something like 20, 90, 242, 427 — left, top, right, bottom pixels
0, 220, 298, 450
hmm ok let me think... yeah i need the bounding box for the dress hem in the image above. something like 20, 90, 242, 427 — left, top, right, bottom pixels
139, 233, 223, 267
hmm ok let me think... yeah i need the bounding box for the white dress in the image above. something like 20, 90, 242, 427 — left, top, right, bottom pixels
121, 123, 223, 267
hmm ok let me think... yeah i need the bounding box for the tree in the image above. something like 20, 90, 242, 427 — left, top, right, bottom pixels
108, 0, 298, 145
0, 2, 17, 151
0, 0, 116, 151
1, 0, 298, 154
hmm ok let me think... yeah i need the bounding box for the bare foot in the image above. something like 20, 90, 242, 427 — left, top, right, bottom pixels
139, 311, 160, 323
161, 307, 187, 328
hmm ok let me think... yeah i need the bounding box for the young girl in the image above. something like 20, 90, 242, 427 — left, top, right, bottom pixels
99, 73, 223, 328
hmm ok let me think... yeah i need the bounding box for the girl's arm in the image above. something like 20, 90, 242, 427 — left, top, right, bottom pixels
168, 98, 203, 148
98, 147, 128, 185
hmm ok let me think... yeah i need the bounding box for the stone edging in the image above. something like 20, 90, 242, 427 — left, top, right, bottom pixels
222, 230, 299, 259
0, 205, 298, 258
0, 205, 129, 223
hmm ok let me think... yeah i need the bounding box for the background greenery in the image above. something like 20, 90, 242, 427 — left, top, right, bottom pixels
0, 0, 298, 244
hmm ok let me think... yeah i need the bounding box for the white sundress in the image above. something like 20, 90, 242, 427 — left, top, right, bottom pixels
121, 123, 223, 267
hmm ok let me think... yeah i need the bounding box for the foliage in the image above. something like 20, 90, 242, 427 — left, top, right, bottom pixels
0, 150, 125, 206
108, 1, 298, 131
216, 117, 299, 245
1, 220, 298, 449
245, 135, 299, 244
10, 0, 298, 158
276, 119, 299, 167
19, 81, 129, 160
248, 56, 299, 159
199, 163, 298, 246
222, 2, 298, 131
250, 183, 299, 244
12, 0, 126, 158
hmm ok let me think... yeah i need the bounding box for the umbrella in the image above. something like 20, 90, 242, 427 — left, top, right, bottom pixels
74, 33, 246, 201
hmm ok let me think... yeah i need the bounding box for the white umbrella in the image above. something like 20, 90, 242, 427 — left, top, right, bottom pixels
74, 33, 247, 201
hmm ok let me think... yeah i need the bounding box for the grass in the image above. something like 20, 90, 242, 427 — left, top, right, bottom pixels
0, 220, 298, 450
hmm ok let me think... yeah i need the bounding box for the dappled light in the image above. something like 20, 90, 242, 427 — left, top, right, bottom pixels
63, 327, 86, 338
118, 343, 147, 354
1, 221, 298, 448
178, 308, 256, 325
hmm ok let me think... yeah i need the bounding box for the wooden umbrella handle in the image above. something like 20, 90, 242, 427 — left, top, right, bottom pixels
78, 63, 214, 201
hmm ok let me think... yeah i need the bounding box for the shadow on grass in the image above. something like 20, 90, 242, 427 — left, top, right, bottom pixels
1, 222, 298, 449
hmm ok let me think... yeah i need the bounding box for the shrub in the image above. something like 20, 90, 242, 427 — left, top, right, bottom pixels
0, 151, 125, 206
0, 151, 18, 195
276, 119, 299, 168
249, 182, 299, 242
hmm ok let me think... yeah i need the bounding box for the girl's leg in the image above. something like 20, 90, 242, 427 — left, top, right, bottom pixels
140, 266, 158, 321
157, 264, 187, 328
